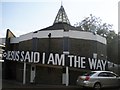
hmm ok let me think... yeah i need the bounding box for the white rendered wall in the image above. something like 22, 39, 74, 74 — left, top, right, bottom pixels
10, 29, 106, 45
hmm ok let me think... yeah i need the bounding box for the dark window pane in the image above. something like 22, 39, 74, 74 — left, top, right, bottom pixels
63, 37, 69, 51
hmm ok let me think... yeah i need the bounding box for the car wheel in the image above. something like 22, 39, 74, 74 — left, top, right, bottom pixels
94, 82, 101, 90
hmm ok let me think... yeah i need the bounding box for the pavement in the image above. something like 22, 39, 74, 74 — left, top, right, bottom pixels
1, 79, 120, 90
1, 79, 81, 90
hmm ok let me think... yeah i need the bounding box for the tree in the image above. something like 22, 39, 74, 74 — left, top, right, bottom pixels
97, 23, 113, 37
75, 14, 115, 39
77, 14, 101, 32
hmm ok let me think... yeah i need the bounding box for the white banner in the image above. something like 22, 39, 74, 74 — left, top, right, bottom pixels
3, 51, 107, 70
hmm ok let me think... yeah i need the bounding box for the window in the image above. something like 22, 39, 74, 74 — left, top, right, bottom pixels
63, 37, 69, 51
107, 72, 117, 77
98, 72, 118, 77
98, 72, 109, 77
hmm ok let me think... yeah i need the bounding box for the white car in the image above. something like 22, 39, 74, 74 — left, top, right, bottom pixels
77, 71, 120, 89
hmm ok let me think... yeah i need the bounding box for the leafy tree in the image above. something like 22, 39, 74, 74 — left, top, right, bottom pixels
97, 23, 113, 37
75, 14, 115, 39
78, 14, 101, 32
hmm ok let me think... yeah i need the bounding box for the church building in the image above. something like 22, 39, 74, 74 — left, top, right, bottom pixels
3, 5, 107, 85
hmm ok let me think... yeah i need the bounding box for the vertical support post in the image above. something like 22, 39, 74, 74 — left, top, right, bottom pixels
23, 62, 26, 84
118, 2, 120, 76
63, 35, 69, 86
48, 33, 51, 53
0, 62, 2, 90
66, 66, 69, 86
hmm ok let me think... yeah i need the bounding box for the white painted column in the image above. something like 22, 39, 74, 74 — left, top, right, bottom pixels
66, 66, 69, 86
0, 62, 2, 90
23, 62, 26, 84
63, 51, 69, 86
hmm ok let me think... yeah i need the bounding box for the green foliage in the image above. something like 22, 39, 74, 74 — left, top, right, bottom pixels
75, 14, 117, 40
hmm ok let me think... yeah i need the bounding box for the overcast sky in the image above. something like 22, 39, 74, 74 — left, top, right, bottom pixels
0, 0, 119, 38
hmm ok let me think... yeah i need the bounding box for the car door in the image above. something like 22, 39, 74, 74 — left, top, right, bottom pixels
98, 72, 112, 87
107, 72, 119, 87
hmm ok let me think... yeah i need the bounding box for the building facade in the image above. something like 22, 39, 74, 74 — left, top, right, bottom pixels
3, 5, 107, 85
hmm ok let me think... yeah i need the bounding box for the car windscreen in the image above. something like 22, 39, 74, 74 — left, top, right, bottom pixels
83, 72, 96, 76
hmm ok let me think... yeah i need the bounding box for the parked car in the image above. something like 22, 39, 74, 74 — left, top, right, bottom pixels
77, 71, 120, 89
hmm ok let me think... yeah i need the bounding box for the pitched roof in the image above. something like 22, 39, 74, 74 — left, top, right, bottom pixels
40, 22, 77, 31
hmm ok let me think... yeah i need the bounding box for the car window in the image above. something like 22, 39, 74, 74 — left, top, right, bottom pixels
107, 72, 117, 77
98, 72, 117, 77
98, 72, 109, 77
83, 72, 96, 76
